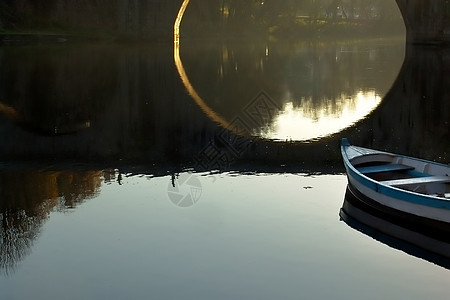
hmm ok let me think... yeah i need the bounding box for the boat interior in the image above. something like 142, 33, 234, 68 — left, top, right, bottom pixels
351, 152, 450, 199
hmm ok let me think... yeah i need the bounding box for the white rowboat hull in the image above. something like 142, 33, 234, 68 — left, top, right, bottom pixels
341, 138, 450, 226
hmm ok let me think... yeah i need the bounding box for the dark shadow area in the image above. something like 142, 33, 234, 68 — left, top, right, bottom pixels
0, 41, 448, 174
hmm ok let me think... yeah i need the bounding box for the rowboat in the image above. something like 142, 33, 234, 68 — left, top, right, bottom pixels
340, 138, 450, 230
340, 187, 450, 268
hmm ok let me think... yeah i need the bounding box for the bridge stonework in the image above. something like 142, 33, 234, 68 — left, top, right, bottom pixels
396, 0, 450, 44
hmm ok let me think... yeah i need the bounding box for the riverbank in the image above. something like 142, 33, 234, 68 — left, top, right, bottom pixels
0, 29, 174, 45
0, 29, 115, 45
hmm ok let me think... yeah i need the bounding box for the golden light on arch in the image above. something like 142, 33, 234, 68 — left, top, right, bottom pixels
174, 0, 232, 131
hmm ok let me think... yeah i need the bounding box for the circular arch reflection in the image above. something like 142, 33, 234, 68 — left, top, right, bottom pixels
174, 1, 405, 142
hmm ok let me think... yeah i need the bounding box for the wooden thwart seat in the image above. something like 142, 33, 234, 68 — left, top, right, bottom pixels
381, 176, 450, 187
357, 163, 414, 174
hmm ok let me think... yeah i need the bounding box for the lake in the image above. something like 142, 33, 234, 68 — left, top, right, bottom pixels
1, 34, 450, 299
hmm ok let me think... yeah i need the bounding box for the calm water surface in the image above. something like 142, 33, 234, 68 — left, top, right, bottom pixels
1, 35, 450, 299
1, 172, 450, 299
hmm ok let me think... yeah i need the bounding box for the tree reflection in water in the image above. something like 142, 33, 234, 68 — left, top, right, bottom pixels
0, 170, 103, 274
1, 204, 42, 275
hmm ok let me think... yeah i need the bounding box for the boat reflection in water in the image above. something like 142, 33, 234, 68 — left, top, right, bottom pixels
340, 187, 450, 270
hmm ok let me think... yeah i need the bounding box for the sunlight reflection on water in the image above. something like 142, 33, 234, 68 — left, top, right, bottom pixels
259, 90, 382, 141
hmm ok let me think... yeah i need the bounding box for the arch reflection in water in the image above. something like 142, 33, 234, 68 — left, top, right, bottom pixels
175, 37, 404, 141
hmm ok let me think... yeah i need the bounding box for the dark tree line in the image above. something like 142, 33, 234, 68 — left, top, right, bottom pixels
0, 0, 178, 37
1, 0, 117, 29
